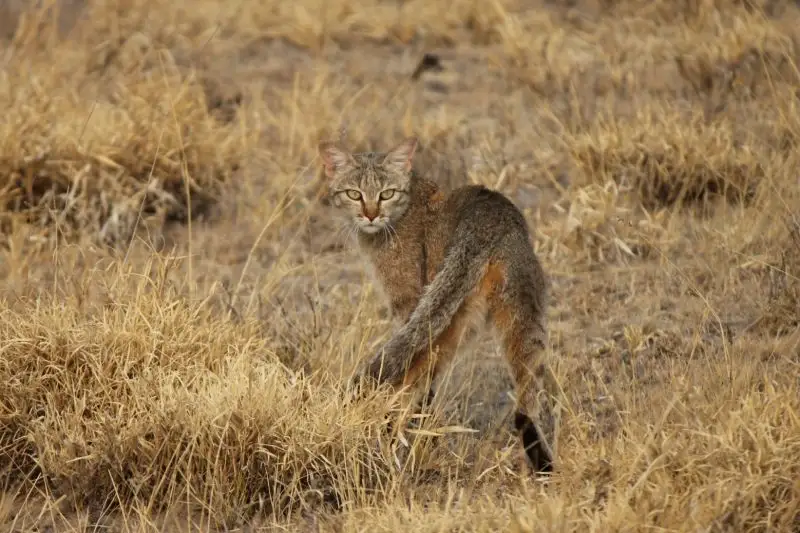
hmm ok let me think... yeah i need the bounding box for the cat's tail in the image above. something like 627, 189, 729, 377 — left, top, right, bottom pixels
393, 225, 493, 362
352, 232, 490, 394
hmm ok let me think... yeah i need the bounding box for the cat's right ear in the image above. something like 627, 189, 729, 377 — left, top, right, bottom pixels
383, 137, 418, 174
318, 142, 353, 179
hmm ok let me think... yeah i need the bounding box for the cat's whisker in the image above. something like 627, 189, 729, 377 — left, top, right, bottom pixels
332, 221, 359, 250
386, 222, 403, 251
332, 224, 350, 247
385, 222, 398, 245
345, 223, 358, 244
382, 223, 396, 245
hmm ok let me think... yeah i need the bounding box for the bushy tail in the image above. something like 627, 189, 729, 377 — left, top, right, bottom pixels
397, 237, 491, 358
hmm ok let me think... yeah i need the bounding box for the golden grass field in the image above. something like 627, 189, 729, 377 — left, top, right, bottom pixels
1, 0, 800, 531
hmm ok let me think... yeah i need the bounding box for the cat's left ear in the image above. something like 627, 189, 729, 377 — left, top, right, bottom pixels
318, 142, 355, 179
382, 137, 418, 174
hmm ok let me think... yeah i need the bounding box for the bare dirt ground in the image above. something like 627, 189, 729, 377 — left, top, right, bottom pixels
1, 0, 800, 531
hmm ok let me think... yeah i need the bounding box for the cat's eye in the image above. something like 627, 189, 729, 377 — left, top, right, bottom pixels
379, 189, 396, 201
345, 190, 362, 201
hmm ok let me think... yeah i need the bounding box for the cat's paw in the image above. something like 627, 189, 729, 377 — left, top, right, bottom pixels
366, 340, 408, 385
345, 336, 411, 403
344, 372, 369, 403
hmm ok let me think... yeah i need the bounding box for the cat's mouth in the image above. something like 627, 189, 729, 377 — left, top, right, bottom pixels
359, 223, 383, 234
356, 218, 385, 234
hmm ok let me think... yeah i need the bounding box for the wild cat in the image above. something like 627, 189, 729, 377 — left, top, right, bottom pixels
318, 137, 554, 473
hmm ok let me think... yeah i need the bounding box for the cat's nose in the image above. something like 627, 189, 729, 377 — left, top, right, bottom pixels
363, 205, 379, 221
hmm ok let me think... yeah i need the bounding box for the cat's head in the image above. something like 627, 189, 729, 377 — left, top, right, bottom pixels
318, 137, 418, 235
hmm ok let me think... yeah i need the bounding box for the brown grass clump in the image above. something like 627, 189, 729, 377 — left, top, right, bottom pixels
568, 106, 768, 211
0, 258, 398, 526
0, 4, 248, 248
3, 0, 800, 531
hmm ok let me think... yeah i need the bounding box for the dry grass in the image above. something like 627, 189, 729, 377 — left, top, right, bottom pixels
1, 0, 800, 531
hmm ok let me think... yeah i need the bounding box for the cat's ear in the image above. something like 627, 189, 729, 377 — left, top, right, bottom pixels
318, 142, 354, 179
383, 137, 418, 174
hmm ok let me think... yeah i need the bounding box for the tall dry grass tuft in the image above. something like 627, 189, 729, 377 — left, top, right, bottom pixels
0, 257, 400, 526
0, 2, 249, 248
568, 106, 770, 211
